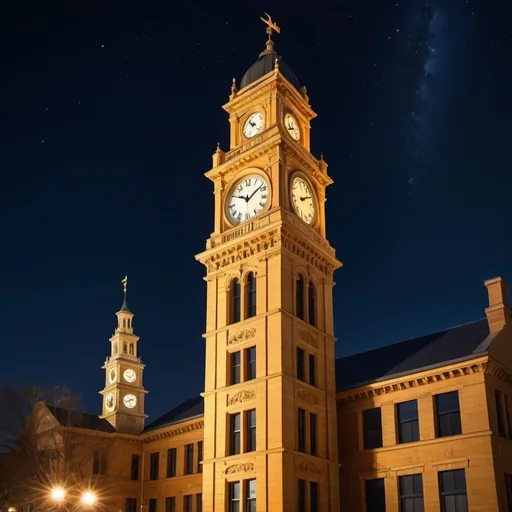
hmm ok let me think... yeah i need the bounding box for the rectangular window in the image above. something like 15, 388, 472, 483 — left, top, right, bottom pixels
309, 353, 316, 386
246, 346, 256, 381
184, 444, 194, 475
399, 474, 424, 512
228, 481, 240, 512
92, 449, 106, 475
167, 448, 176, 477
397, 400, 420, 444
297, 479, 306, 512
246, 409, 256, 452
438, 469, 468, 512
230, 351, 241, 385
245, 479, 256, 512
310, 413, 317, 456
506, 396, 512, 439
435, 391, 462, 437
230, 413, 241, 455
298, 408, 306, 452
130, 454, 139, 480
362, 408, 383, 449
505, 474, 512, 512
165, 497, 175, 512
149, 452, 159, 480
297, 347, 305, 381
196, 494, 202, 512
149, 499, 157, 512
310, 482, 318, 512
197, 441, 203, 473
365, 478, 386, 512
495, 390, 507, 438
125, 498, 137, 512
183, 495, 192, 512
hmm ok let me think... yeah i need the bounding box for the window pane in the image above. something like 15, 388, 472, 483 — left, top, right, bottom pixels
308, 281, 316, 326
310, 413, 317, 456
365, 478, 385, 512
246, 273, 256, 318
246, 346, 256, 381
231, 279, 241, 323
197, 442, 203, 473
309, 353, 316, 386
298, 409, 306, 452
310, 482, 318, 512
297, 479, 306, 512
231, 351, 241, 385
363, 408, 383, 449
296, 347, 305, 381
296, 276, 304, 320
436, 391, 460, 414
245, 479, 256, 512
398, 400, 418, 422
131, 454, 139, 480
165, 498, 175, 512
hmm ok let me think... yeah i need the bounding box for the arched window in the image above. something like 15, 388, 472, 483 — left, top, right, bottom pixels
296, 275, 305, 320
123, 319, 126, 328
246, 272, 256, 319
230, 278, 241, 324
308, 281, 316, 327
123, 343, 128, 354
114, 342, 118, 354
127, 318, 131, 329
129, 343, 134, 355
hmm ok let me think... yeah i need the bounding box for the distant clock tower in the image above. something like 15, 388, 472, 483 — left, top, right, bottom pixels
99, 276, 148, 434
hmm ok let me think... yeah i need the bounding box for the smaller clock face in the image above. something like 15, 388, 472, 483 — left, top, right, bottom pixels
109, 368, 117, 384
243, 112, 264, 138
291, 176, 316, 225
123, 368, 136, 383
284, 113, 300, 141
123, 394, 137, 409
226, 174, 270, 225
105, 394, 115, 410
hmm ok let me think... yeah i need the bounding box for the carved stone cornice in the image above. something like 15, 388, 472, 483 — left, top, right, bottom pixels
297, 459, 321, 476
223, 81, 276, 113
337, 361, 488, 402
224, 461, 255, 475
142, 420, 204, 443
297, 388, 319, 406
283, 142, 332, 187
484, 359, 512, 384
227, 389, 256, 407
228, 328, 256, 346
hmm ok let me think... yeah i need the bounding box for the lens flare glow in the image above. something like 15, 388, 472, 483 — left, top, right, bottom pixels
81, 491, 96, 505
51, 487, 65, 502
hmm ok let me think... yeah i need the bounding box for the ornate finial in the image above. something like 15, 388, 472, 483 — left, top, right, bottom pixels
274, 56, 280, 70
120, 275, 131, 312
259, 13, 280, 57
230, 77, 238, 100
122, 275, 128, 294
320, 152, 324, 160
217, 142, 220, 150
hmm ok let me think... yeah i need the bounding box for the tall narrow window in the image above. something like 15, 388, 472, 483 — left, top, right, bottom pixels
228, 481, 240, 512
128, 318, 131, 328
230, 279, 241, 324
165, 497, 175, 512
183, 495, 192, 512
126, 498, 137, 512
184, 444, 194, 475
397, 400, 420, 443
438, 469, 468, 512
93, 449, 107, 475
149, 452, 159, 480
310, 482, 318, 512
246, 409, 256, 452
123, 343, 128, 354
246, 272, 256, 318
308, 281, 316, 326
230, 351, 241, 385
297, 479, 306, 512
245, 479, 256, 512
130, 454, 140, 480
399, 474, 424, 512
298, 409, 306, 452
197, 441, 203, 473
166, 448, 176, 478
363, 408, 383, 449
309, 353, 316, 386
149, 499, 157, 512
246, 346, 256, 381
196, 494, 202, 512
310, 413, 317, 456
129, 343, 134, 355
296, 275, 305, 320
435, 391, 462, 437
230, 413, 241, 455
365, 478, 386, 512
505, 474, 512, 512
495, 390, 507, 438
296, 347, 305, 381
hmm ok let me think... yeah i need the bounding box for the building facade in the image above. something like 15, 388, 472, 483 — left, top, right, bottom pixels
8, 20, 512, 512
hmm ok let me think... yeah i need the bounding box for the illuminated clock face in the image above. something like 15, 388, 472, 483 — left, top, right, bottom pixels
109, 368, 117, 384
105, 394, 115, 411
226, 174, 270, 225
284, 113, 300, 141
243, 112, 264, 138
291, 176, 316, 225
123, 394, 137, 409
123, 368, 136, 383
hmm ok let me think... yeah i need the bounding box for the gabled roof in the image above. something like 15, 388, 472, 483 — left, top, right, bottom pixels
335, 319, 492, 392
46, 405, 115, 433
144, 396, 204, 432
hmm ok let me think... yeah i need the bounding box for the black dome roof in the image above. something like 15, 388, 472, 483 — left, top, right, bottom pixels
240, 52, 301, 90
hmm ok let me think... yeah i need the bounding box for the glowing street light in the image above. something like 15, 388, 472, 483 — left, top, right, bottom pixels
51, 487, 66, 502
8, 507, 16, 512
81, 491, 96, 506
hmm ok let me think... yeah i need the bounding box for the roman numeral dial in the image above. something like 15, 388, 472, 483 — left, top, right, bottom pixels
291, 175, 316, 226
226, 174, 270, 226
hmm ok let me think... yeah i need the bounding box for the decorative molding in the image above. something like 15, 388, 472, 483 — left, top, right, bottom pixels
283, 142, 332, 188
297, 388, 318, 405
227, 389, 256, 407
297, 460, 321, 476
338, 361, 487, 402
228, 328, 256, 346
142, 420, 204, 443
444, 449, 454, 458
224, 462, 255, 475
484, 360, 512, 384
299, 330, 318, 349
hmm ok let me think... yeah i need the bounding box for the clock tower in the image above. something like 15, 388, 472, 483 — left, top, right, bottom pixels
99, 276, 148, 434
196, 15, 341, 512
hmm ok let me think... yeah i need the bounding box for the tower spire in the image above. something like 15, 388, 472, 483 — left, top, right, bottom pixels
259, 12, 280, 57
120, 275, 130, 312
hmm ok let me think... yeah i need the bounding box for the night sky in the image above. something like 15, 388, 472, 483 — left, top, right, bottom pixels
1, 1, 511, 420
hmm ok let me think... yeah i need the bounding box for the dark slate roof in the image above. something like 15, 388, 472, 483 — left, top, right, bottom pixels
240, 53, 301, 90
46, 405, 116, 433
335, 319, 491, 392
144, 395, 204, 432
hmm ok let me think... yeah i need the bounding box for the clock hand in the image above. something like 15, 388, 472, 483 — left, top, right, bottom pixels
248, 184, 262, 201
300, 196, 312, 201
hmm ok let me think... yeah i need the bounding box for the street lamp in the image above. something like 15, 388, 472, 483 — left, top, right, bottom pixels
51, 487, 66, 503
81, 491, 96, 506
